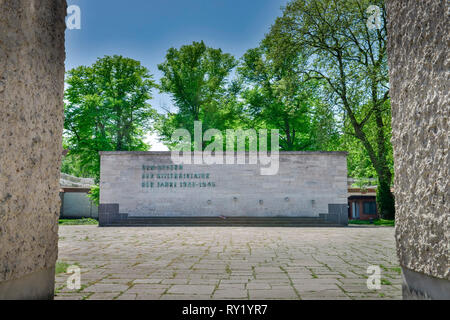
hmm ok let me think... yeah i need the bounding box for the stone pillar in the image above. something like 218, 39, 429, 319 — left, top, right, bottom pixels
0, 0, 66, 299
386, 0, 449, 299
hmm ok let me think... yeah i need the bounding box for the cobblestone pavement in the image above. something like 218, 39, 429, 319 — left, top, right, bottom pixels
55, 226, 402, 300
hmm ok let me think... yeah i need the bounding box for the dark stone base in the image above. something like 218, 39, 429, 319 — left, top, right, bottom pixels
98, 203, 349, 227
0, 267, 55, 300
98, 203, 120, 227
402, 267, 450, 300
98, 216, 347, 227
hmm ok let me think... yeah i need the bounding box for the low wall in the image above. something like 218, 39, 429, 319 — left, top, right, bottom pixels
60, 192, 98, 219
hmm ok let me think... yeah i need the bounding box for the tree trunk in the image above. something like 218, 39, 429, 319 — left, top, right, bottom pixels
377, 173, 395, 220
373, 104, 395, 220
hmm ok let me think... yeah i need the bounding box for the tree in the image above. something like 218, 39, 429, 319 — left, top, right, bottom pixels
64, 55, 156, 181
238, 44, 339, 151
342, 99, 393, 181
156, 41, 239, 147
267, 0, 395, 219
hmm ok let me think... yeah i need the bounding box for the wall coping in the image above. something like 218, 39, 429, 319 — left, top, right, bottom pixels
99, 151, 348, 156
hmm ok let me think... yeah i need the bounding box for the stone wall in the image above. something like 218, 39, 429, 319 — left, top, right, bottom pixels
386, 0, 449, 299
100, 151, 348, 218
0, 0, 66, 299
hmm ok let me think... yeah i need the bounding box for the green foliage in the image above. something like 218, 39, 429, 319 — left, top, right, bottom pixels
55, 261, 70, 274
64, 55, 156, 181
87, 185, 100, 206
267, 0, 395, 218
342, 100, 394, 179
349, 219, 394, 226
238, 44, 340, 151
61, 153, 91, 178
156, 41, 240, 148
61, 137, 92, 178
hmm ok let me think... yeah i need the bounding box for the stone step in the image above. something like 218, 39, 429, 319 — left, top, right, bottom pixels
118, 218, 327, 223
103, 216, 344, 227
107, 224, 343, 227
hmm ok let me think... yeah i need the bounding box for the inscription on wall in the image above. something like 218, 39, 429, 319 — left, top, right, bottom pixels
141, 164, 216, 190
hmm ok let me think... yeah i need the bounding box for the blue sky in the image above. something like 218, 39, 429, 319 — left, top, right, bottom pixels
65, 0, 290, 149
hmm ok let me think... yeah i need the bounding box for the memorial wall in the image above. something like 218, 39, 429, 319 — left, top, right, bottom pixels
99, 151, 348, 219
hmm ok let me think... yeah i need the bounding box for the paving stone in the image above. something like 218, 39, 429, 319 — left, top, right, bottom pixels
82, 283, 129, 293
133, 279, 163, 284
189, 279, 220, 285
100, 278, 137, 284
220, 279, 249, 284
218, 283, 246, 290
115, 293, 137, 300
54, 294, 86, 300
246, 282, 271, 290
161, 279, 190, 285
248, 289, 299, 300
126, 284, 169, 294
168, 285, 215, 295
212, 289, 248, 299
287, 273, 315, 279
160, 294, 212, 300
293, 281, 340, 293
88, 292, 119, 300
135, 294, 163, 300
301, 291, 351, 300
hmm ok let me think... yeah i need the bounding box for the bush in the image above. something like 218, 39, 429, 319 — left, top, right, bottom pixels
59, 218, 98, 225
88, 185, 100, 206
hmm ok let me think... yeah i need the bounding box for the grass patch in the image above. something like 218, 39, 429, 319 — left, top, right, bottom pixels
55, 261, 81, 275
391, 267, 402, 274
225, 265, 232, 276
379, 264, 389, 272
349, 219, 394, 227
55, 261, 71, 275
59, 218, 98, 226
306, 267, 319, 279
